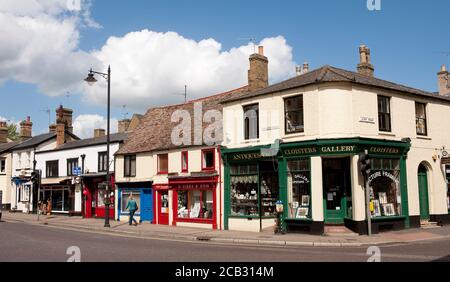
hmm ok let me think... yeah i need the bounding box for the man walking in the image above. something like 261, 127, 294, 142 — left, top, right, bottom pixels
126, 194, 139, 226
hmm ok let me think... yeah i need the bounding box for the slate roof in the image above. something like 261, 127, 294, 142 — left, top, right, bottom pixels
12, 133, 56, 150
221, 65, 450, 104
0, 141, 20, 154
116, 86, 248, 155
36, 132, 128, 153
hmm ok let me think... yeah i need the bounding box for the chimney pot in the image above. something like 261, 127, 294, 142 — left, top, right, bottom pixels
296, 65, 302, 76
357, 44, 374, 77
302, 62, 309, 73
258, 46, 264, 56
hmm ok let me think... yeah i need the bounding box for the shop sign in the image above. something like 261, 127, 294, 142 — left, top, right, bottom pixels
367, 170, 400, 185
174, 183, 215, 190
368, 146, 401, 155
292, 172, 310, 184
320, 145, 357, 154
230, 152, 262, 161
284, 147, 318, 156
441, 157, 450, 165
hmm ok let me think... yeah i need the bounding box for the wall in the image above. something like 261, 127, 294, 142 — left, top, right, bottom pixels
0, 152, 13, 206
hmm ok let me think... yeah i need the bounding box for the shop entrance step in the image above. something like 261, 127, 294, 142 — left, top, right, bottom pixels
420, 220, 441, 229
324, 225, 358, 236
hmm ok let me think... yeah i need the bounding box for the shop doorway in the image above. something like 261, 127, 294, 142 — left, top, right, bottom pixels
322, 157, 351, 224
157, 190, 169, 225
418, 164, 430, 220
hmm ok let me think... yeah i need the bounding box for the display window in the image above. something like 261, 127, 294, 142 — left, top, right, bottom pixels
176, 190, 213, 220
287, 159, 311, 219
120, 190, 141, 213
230, 164, 259, 216
368, 158, 402, 217
39, 186, 73, 212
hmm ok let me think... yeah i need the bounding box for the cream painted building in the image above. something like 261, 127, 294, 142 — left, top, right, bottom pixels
221, 45, 450, 234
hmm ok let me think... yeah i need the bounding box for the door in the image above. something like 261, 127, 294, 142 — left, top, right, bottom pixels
323, 158, 351, 224
418, 164, 430, 220
140, 189, 153, 222
158, 190, 169, 225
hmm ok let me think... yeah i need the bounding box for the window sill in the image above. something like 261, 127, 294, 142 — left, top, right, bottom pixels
241, 139, 260, 144
378, 132, 396, 137
371, 215, 406, 222
416, 136, 432, 140
282, 132, 306, 139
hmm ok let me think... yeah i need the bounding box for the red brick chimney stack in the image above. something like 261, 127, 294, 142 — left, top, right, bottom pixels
19, 116, 33, 141
248, 45, 269, 92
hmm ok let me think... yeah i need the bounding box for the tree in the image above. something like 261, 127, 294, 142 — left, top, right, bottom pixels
7, 124, 19, 141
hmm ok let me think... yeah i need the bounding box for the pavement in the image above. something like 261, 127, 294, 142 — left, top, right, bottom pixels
2, 212, 450, 248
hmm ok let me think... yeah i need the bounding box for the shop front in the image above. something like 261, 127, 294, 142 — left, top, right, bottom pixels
117, 182, 153, 223
82, 174, 115, 219
222, 137, 412, 234
169, 174, 219, 229
39, 178, 79, 215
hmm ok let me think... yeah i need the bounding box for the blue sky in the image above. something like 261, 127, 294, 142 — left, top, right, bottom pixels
0, 0, 449, 137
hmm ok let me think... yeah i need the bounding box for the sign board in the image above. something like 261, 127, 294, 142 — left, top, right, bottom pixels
441, 158, 450, 165
359, 117, 375, 124
73, 167, 82, 176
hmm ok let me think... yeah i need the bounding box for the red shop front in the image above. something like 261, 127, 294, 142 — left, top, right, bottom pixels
169, 175, 218, 229
82, 174, 115, 219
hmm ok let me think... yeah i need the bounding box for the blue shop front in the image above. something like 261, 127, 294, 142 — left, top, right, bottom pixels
116, 181, 153, 223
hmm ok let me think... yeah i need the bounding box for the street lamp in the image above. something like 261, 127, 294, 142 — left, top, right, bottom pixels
84, 66, 112, 228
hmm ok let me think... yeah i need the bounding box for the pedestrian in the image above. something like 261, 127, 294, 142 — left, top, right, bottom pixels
46, 198, 52, 216
126, 194, 139, 226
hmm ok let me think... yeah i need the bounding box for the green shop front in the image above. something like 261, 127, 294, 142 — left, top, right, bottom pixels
222, 137, 412, 235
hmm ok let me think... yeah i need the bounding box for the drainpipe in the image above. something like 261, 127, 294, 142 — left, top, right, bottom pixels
218, 146, 222, 230
81, 154, 86, 218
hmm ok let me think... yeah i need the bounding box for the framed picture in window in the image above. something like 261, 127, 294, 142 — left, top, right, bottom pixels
296, 207, 309, 219
378, 192, 387, 204
301, 195, 310, 207
383, 203, 395, 216
373, 200, 381, 217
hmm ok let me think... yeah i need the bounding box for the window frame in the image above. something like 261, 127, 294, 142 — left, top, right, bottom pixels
123, 155, 136, 177
66, 158, 79, 176
377, 95, 392, 132
284, 95, 305, 135
0, 158, 6, 174
181, 151, 188, 173
46, 160, 59, 178
201, 148, 215, 171
415, 102, 428, 136
243, 103, 259, 140
98, 151, 108, 172
157, 153, 169, 175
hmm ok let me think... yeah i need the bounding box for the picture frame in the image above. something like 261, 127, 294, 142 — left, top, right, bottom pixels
373, 200, 381, 217
378, 192, 387, 204
296, 207, 309, 219
301, 195, 310, 207
382, 203, 395, 216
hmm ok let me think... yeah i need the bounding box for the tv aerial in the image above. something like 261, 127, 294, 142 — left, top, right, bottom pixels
238, 37, 258, 53
173, 85, 188, 103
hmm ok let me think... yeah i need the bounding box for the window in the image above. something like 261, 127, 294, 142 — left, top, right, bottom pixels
46, 160, 59, 178
124, 155, 136, 177
67, 158, 78, 176
230, 164, 259, 216
202, 149, 215, 171
284, 95, 304, 134
415, 102, 427, 136
0, 159, 5, 174
176, 190, 214, 220
243, 104, 259, 140
369, 158, 402, 218
157, 154, 168, 174
120, 190, 141, 213
98, 152, 108, 172
181, 151, 188, 172
287, 159, 311, 219
378, 95, 391, 132
20, 184, 31, 202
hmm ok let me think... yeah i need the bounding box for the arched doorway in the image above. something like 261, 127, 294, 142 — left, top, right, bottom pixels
417, 163, 430, 220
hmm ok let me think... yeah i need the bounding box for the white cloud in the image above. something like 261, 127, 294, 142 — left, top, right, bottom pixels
73, 114, 118, 139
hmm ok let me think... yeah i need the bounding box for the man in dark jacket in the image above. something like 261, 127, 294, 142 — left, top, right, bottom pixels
125, 194, 139, 226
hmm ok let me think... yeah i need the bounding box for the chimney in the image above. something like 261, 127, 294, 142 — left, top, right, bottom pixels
118, 119, 131, 133
0, 121, 7, 144
94, 129, 106, 138
19, 116, 33, 141
296, 65, 302, 76
61, 107, 73, 133
302, 62, 309, 74
357, 44, 375, 77
49, 124, 57, 134
248, 45, 269, 92
437, 65, 450, 96
56, 106, 66, 146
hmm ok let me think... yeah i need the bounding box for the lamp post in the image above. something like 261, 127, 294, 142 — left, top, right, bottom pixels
84, 66, 111, 228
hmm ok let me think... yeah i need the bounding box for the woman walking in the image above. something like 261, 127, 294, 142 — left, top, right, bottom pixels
126, 194, 139, 226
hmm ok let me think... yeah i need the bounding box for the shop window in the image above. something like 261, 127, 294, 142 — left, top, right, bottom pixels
284, 95, 304, 134
415, 102, 427, 136
378, 95, 391, 132
287, 159, 311, 219
181, 151, 188, 172
176, 190, 214, 220
124, 155, 136, 177
260, 165, 279, 217
243, 104, 259, 140
0, 158, 5, 174
20, 184, 31, 202
202, 149, 215, 171
230, 164, 259, 216
98, 152, 108, 172
368, 158, 402, 218
46, 160, 59, 178
121, 190, 141, 213
67, 158, 78, 176
39, 186, 72, 212
157, 154, 168, 174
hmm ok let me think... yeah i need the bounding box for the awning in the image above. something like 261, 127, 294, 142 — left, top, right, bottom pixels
40, 177, 72, 185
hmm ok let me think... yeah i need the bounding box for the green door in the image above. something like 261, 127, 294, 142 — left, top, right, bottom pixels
323, 158, 350, 224
418, 164, 430, 220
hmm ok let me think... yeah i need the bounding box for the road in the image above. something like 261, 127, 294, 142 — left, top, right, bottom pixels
0, 221, 449, 262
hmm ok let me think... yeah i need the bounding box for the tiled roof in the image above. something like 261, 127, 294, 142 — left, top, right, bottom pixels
116, 86, 248, 155
0, 141, 20, 154
12, 133, 56, 150
221, 65, 450, 103
36, 132, 128, 153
